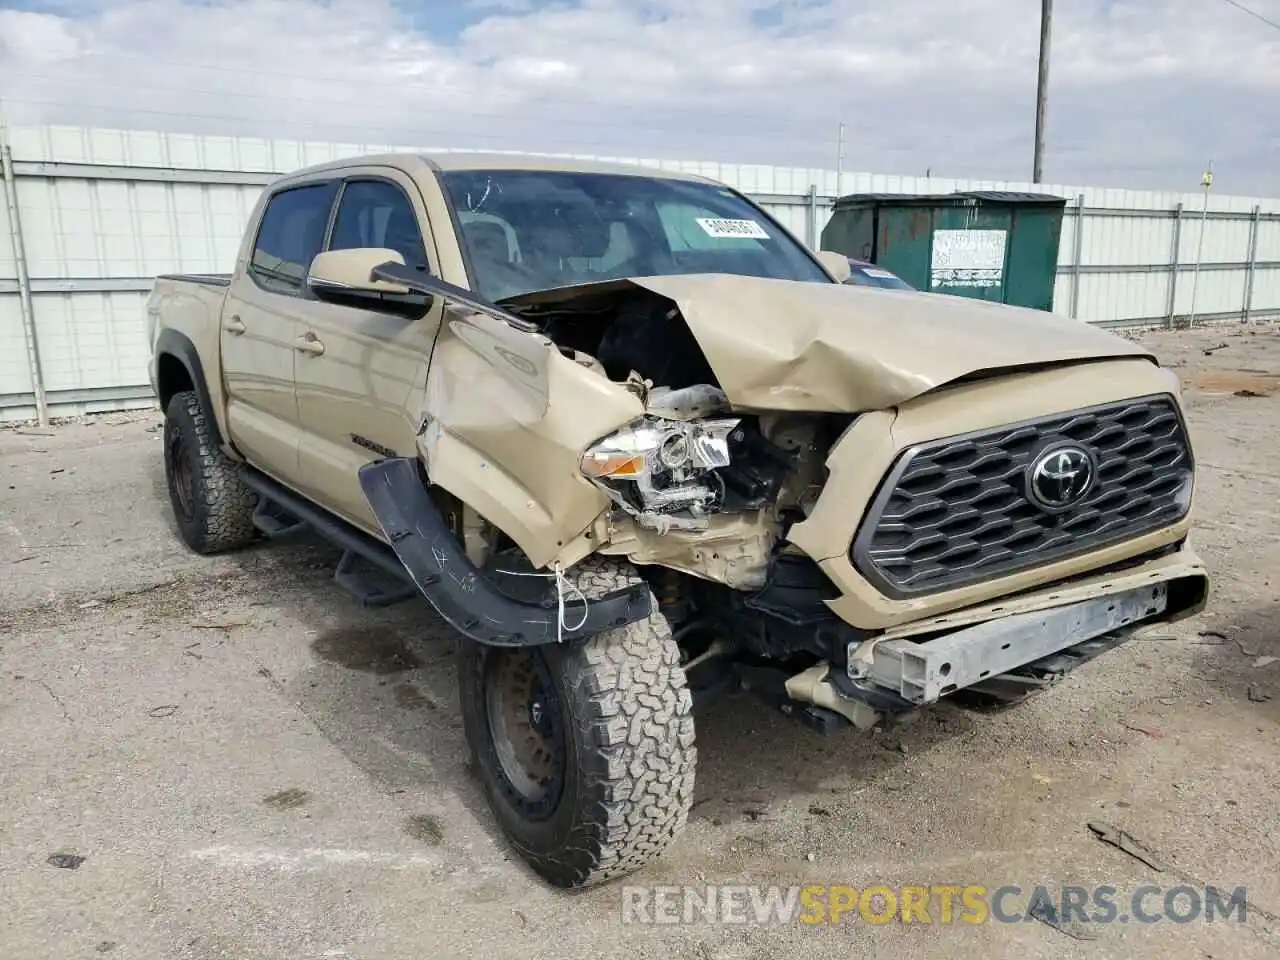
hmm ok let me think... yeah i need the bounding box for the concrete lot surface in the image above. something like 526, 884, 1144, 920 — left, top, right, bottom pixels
2, 325, 1278, 959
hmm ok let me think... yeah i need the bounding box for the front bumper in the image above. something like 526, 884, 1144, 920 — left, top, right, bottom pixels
779, 544, 1207, 727
851, 581, 1169, 706
778, 563, 1198, 727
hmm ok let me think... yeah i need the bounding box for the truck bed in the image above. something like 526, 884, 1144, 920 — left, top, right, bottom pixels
146, 275, 233, 356
155, 273, 231, 288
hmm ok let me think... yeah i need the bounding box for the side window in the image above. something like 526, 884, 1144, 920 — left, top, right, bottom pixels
329, 180, 429, 269
249, 183, 335, 296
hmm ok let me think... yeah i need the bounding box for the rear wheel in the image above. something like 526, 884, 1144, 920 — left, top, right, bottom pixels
163, 390, 258, 554
457, 557, 696, 888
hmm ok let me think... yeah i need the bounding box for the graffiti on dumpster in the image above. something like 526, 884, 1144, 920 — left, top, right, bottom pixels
930, 229, 1007, 289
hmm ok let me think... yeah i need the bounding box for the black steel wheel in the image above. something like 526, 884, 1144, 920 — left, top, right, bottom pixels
482, 647, 567, 821
165, 415, 197, 524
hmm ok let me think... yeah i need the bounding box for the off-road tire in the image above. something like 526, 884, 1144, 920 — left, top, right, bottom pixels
457, 556, 697, 888
163, 389, 257, 555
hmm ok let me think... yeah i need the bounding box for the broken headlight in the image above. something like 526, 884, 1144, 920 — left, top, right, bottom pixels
581, 417, 739, 532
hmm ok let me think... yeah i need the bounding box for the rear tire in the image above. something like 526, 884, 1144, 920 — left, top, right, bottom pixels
162, 389, 258, 555
457, 556, 696, 888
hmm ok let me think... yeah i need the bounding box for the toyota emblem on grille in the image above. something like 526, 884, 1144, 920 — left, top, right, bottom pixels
1027, 444, 1096, 510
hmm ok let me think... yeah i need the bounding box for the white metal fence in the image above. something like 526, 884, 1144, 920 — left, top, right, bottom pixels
3, 124, 1279, 424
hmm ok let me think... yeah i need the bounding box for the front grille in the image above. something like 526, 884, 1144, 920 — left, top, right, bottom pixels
851, 395, 1193, 598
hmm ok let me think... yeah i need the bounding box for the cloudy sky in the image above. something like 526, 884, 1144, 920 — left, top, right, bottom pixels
1, 0, 1277, 195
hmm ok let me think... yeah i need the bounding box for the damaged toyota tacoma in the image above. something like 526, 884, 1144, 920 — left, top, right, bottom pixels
147, 154, 1209, 888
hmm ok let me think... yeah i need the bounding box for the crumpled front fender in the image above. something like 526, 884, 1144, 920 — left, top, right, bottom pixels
359, 456, 652, 646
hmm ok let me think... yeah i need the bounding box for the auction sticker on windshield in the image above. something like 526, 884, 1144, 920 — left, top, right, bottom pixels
696, 218, 770, 239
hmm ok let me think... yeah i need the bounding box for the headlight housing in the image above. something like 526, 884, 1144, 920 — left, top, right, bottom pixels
581, 417, 739, 531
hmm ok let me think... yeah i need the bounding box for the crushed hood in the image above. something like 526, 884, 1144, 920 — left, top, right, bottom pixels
503, 274, 1155, 413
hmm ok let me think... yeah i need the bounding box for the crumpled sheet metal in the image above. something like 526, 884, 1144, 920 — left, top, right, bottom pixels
505, 274, 1154, 413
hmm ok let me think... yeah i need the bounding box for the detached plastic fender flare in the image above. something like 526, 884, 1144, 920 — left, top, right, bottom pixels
358, 457, 652, 646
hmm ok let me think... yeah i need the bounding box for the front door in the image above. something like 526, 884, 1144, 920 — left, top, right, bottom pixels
291, 172, 443, 533
221, 179, 338, 486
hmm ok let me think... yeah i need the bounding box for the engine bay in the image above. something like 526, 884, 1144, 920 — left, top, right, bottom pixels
507, 286, 853, 543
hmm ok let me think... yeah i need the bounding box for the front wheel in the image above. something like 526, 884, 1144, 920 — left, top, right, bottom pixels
457, 557, 696, 888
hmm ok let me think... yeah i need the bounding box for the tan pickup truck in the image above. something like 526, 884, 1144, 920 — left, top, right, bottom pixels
147, 153, 1208, 888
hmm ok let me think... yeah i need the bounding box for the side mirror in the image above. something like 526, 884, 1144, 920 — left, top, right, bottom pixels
815, 250, 853, 283
307, 248, 414, 299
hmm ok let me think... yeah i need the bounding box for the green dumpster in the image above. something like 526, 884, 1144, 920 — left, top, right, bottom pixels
820, 191, 1068, 312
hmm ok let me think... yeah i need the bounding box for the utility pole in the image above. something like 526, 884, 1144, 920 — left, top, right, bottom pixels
1032, 0, 1053, 183
1188, 161, 1214, 328
836, 121, 845, 198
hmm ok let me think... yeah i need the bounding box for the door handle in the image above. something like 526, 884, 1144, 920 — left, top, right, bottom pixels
224, 315, 246, 335
294, 333, 325, 357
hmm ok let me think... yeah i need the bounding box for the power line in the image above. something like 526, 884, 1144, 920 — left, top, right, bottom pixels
1, 96, 838, 162
0, 96, 654, 150
17, 48, 834, 134
1218, 0, 1280, 31
4, 71, 837, 148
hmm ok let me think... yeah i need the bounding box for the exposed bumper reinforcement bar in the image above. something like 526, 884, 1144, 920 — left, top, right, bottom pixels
359, 457, 652, 647
849, 583, 1169, 706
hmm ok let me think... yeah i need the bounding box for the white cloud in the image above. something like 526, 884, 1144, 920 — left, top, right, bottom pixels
0, 9, 83, 62
0, 0, 1277, 194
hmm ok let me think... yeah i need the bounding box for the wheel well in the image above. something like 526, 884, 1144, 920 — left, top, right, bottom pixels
156, 352, 194, 411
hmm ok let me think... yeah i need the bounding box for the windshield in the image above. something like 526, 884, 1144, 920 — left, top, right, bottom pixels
439, 169, 832, 301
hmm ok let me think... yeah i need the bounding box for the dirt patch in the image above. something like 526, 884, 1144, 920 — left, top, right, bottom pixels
1180, 370, 1279, 396
394, 683, 436, 711
404, 814, 444, 845
262, 788, 311, 810
311, 626, 423, 674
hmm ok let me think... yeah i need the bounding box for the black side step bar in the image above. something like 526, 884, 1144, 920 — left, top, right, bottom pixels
239, 466, 421, 608
333, 550, 419, 609
251, 499, 308, 540
357, 457, 652, 647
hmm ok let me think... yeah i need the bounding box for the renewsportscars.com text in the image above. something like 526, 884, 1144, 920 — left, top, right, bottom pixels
621, 883, 1249, 927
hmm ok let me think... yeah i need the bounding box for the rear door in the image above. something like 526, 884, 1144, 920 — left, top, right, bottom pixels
291, 170, 443, 533
221, 180, 338, 484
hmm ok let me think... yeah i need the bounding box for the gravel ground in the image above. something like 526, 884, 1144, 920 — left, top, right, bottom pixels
2, 325, 1278, 960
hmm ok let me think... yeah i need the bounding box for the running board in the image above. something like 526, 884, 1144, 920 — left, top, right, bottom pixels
251, 499, 308, 540
334, 550, 419, 608
238, 467, 419, 608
